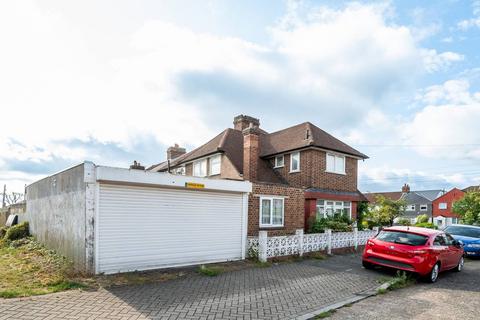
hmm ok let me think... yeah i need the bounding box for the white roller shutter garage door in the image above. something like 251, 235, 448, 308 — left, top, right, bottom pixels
96, 184, 245, 274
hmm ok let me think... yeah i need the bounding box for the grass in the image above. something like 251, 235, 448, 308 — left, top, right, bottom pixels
198, 265, 224, 276
315, 310, 336, 318
376, 271, 415, 295
377, 288, 387, 294
0, 238, 86, 298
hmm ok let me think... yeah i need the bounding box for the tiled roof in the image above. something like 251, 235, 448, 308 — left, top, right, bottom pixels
260, 122, 368, 158
364, 192, 403, 202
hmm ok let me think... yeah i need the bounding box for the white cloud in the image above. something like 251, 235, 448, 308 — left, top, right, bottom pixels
421, 49, 464, 73
457, 0, 480, 30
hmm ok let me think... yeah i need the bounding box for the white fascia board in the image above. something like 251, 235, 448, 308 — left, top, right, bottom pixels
95, 165, 252, 193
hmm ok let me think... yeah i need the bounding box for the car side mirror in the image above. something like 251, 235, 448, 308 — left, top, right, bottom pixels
453, 240, 463, 247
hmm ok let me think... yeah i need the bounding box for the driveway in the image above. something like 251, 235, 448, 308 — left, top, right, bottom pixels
0, 253, 384, 320
330, 258, 480, 320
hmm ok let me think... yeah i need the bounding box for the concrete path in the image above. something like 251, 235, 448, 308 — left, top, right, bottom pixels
0, 253, 383, 320
330, 258, 480, 320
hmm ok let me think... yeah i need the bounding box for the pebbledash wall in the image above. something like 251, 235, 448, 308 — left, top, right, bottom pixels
248, 227, 379, 262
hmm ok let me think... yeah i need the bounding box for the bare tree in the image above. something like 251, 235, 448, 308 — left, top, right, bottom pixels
1, 185, 24, 207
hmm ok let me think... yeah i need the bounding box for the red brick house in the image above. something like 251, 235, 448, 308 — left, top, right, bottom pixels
149, 115, 368, 235
432, 188, 465, 227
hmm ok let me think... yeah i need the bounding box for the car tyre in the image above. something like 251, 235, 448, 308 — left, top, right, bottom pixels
426, 263, 440, 283
362, 260, 374, 269
454, 256, 464, 272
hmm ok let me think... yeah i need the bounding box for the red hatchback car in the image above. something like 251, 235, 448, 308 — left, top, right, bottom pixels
362, 226, 464, 282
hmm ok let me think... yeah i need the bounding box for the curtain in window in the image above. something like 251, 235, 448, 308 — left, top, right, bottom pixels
272, 199, 283, 225
261, 199, 271, 224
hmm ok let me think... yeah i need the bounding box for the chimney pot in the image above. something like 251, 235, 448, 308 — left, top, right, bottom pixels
167, 144, 186, 160
401, 183, 410, 193
233, 114, 260, 131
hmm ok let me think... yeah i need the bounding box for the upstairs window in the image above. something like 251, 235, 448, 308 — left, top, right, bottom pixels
439, 202, 447, 210
420, 204, 428, 211
193, 159, 207, 177
174, 166, 185, 175
274, 155, 284, 168
406, 204, 416, 211
326, 153, 345, 174
209, 155, 221, 176
290, 152, 300, 172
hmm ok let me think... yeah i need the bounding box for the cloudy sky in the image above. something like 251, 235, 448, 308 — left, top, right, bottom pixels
1, 0, 480, 194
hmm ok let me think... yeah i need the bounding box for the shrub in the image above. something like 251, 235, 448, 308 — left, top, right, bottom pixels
416, 214, 429, 224
4, 222, 29, 241
396, 218, 411, 226
415, 222, 437, 229
309, 216, 352, 233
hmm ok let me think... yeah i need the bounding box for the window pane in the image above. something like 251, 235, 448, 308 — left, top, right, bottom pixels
343, 201, 351, 208
335, 156, 345, 173
275, 156, 284, 167
272, 199, 283, 225
291, 152, 299, 171
261, 199, 271, 225
317, 200, 324, 206
209, 155, 221, 175
326, 154, 335, 172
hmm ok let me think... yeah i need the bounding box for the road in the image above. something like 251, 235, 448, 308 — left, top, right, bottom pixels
330, 258, 480, 320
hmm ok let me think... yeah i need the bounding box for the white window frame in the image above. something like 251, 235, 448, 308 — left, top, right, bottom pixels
406, 204, 416, 211
439, 202, 447, 210
173, 166, 186, 175
316, 200, 352, 220
290, 152, 300, 173
420, 204, 428, 211
209, 154, 221, 176
259, 196, 284, 228
274, 155, 284, 168
193, 159, 207, 177
326, 153, 346, 174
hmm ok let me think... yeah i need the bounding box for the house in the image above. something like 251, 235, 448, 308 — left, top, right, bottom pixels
149, 115, 368, 235
463, 185, 480, 193
432, 188, 465, 227
365, 184, 444, 224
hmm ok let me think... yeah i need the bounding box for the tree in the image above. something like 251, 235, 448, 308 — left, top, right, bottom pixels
357, 201, 369, 231
367, 195, 406, 226
453, 192, 480, 225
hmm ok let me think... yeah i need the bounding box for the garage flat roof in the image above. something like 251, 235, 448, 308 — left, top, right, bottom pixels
95, 165, 252, 193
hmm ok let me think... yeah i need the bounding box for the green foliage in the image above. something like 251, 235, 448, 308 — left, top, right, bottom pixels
309, 215, 352, 233
4, 222, 29, 241
453, 192, 480, 225
0, 226, 7, 238
415, 222, 437, 229
247, 246, 259, 261
315, 310, 336, 319
396, 218, 411, 226
357, 201, 369, 231
367, 196, 406, 226
198, 265, 224, 277
389, 271, 415, 290
416, 214, 429, 224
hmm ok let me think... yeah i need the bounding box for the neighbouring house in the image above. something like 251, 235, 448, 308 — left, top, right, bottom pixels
365, 184, 445, 224
432, 188, 465, 227
0, 201, 26, 225
149, 115, 369, 235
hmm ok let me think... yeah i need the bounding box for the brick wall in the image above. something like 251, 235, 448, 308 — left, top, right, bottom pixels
270, 149, 358, 192
248, 182, 304, 236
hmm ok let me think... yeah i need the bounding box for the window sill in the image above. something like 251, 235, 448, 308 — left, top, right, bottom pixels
274, 165, 284, 169
325, 170, 346, 175
259, 225, 284, 230
289, 170, 301, 174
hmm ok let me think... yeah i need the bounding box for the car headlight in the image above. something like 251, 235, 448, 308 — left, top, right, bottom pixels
466, 243, 480, 248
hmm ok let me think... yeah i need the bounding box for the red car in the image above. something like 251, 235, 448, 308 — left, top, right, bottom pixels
362, 226, 464, 282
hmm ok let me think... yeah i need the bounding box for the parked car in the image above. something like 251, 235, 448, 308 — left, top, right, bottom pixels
444, 224, 480, 257
362, 226, 464, 282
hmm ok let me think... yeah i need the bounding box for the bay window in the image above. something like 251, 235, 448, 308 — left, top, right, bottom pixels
260, 197, 284, 227
316, 200, 352, 219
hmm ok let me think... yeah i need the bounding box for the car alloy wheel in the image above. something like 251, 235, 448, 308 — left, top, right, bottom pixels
456, 256, 464, 272
430, 263, 440, 283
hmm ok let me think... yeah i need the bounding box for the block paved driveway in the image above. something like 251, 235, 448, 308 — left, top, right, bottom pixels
0, 253, 386, 320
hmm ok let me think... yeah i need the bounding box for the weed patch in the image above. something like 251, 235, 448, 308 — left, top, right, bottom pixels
198, 265, 224, 277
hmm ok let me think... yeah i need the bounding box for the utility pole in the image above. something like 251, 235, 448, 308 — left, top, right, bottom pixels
2, 184, 6, 208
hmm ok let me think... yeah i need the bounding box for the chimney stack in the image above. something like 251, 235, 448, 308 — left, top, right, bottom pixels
401, 183, 410, 193
242, 123, 260, 182
167, 143, 186, 160
130, 161, 145, 170
233, 115, 260, 131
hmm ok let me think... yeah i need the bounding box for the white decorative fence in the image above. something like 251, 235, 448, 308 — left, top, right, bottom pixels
248, 228, 379, 262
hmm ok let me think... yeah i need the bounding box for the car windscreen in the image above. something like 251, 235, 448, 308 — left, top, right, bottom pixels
444, 226, 480, 238
376, 231, 428, 246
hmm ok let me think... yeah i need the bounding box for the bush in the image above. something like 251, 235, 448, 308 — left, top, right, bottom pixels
415, 222, 437, 229
396, 218, 411, 226
309, 215, 352, 233
416, 214, 429, 224
4, 222, 29, 241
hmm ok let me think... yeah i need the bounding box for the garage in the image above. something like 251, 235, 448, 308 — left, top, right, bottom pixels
97, 184, 246, 274
25, 162, 251, 275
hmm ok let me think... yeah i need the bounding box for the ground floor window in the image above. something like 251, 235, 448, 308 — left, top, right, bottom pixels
316, 200, 351, 220
260, 197, 284, 227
